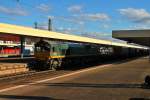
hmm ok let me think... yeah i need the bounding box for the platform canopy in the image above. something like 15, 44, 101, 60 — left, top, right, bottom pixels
0, 23, 147, 49
112, 30, 150, 47
0, 23, 112, 45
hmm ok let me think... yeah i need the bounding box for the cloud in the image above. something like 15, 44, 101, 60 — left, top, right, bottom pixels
118, 8, 150, 23
48, 15, 85, 25
47, 13, 110, 35
74, 13, 110, 21
37, 4, 51, 12
81, 32, 112, 40
55, 27, 83, 34
55, 27, 111, 38
84, 13, 110, 21
0, 6, 28, 16
68, 5, 83, 13
128, 24, 150, 30
48, 12, 110, 27
102, 24, 110, 29
37, 25, 48, 30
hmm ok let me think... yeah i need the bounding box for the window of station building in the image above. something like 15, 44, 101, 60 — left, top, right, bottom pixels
0, 40, 3, 44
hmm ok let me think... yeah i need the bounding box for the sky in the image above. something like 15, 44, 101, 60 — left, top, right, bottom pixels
0, 0, 150, 40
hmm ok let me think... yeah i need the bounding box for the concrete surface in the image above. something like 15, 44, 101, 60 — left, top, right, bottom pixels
0, 57, 150, 100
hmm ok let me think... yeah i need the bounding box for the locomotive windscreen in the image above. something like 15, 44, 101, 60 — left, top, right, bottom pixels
35, 40, 51, 52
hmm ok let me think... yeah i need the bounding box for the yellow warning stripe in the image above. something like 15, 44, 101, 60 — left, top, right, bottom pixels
50, 56, 65, 59
49, 54, 99, 59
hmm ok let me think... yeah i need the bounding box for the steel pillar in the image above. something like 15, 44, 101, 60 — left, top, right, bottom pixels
20, 36, 25, 58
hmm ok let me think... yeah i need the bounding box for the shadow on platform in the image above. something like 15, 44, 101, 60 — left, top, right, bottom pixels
41, 83, 150, 89
112, 57, 143, 65
0, 94, 63, 100
129, 98, 150, 100
61, 56, 145, 71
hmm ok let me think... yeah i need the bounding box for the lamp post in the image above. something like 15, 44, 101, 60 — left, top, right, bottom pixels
48, 18, 52, 31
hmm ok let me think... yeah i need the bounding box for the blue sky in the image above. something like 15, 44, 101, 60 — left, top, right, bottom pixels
0, 0, 150, 40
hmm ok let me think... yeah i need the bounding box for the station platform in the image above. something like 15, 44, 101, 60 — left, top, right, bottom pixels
0, 56, 150, 100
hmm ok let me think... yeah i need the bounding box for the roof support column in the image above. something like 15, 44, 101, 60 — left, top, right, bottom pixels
20, 36, 25, 59
147, 48, 150, 61
149, 40, 150, 60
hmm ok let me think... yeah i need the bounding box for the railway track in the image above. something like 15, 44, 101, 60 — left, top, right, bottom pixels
0, 70, 54, 81
0, 69, 68, 91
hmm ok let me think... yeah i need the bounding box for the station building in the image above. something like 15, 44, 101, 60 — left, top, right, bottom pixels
0, 34, 34, 57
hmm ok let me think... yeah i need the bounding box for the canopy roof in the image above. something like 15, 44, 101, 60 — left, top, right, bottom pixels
0, 23, 147, 49
112, 30, 150, 47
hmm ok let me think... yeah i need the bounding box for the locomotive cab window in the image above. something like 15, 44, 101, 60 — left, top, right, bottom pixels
35, 40, 51, 52
35, 46, 50, 52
